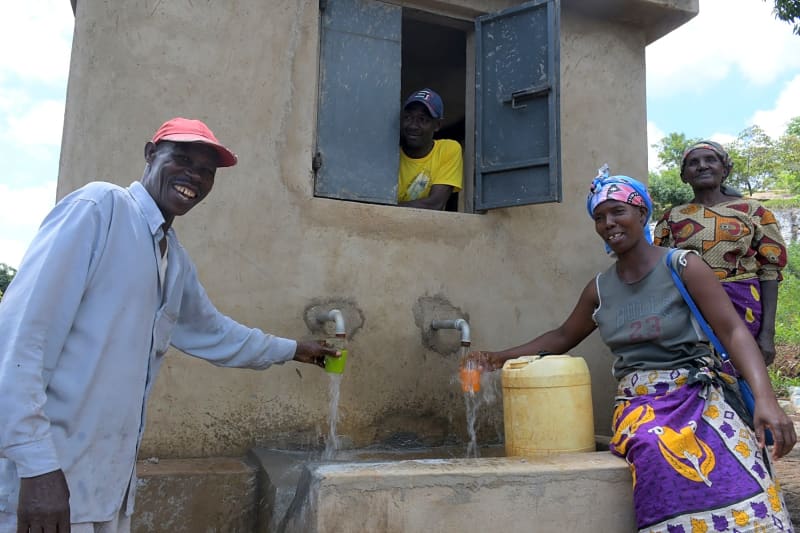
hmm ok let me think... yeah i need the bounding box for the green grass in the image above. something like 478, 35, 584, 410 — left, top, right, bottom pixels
762, 197, 800, 209
769, 367, 800, 398
772, 242, 800, 394
776, 243, 800, 345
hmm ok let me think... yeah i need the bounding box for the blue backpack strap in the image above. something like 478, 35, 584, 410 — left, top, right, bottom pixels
664, 249, 729, 362
665, 250, 769, 443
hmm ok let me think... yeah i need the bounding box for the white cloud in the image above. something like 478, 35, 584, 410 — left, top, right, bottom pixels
0, 238, 31, 270
0, 182, 56, 268
2, 99, 66, 149
0, 1, 73, 85
706, 132, 737, 145
0, 86, 29, 114
749, 74, 800, 138
0, 3, 71, 268
647, 0, 800, 96
0, 182, 56, 228
647, 121, 665, 171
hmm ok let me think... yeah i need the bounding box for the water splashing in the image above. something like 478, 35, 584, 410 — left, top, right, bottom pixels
322, 373, 343, 460
459, 345, 482, 458
464, 391, 481, 458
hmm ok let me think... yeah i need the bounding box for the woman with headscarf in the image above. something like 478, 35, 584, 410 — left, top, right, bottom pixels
465, 170, 796, 532
653, 141, 788, 365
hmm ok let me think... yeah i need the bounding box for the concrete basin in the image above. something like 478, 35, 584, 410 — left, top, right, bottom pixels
249, 441, 636, 533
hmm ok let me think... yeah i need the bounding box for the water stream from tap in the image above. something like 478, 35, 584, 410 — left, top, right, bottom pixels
464, 391, 481, 458
322, 372, 343, 460
460, 345, 481, 458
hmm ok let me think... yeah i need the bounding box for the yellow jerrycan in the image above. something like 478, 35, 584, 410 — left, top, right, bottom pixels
501, 354, 595, 457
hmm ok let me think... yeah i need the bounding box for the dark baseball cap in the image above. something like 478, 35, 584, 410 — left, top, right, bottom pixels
403, 88, 444, 119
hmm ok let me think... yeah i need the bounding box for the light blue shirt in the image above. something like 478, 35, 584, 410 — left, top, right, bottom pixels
0, 181, 297, 522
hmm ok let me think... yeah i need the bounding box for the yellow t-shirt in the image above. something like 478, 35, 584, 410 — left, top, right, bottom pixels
398, 139, 463, 202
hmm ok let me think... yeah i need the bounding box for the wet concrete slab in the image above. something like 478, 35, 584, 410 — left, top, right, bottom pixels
248, 446, 635, 533
248, 444, 517, 532
132, 457, 258, 533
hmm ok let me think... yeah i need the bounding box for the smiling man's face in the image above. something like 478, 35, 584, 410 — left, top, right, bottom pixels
400, 102, 441, 158
141, 141, 218, 223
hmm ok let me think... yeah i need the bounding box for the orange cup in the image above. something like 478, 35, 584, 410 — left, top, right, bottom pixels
459, 367, 481, 393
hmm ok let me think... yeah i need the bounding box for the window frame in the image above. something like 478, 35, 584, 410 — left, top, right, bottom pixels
312, 0, 561, 213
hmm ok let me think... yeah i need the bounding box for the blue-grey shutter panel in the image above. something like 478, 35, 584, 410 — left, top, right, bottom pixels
475, 0, 561, 210
314, 0, 401, 204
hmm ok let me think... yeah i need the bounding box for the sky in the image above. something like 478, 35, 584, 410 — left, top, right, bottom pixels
2, 1, 800, 269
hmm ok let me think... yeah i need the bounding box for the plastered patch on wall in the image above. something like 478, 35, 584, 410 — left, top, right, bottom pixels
303, 298, 364, 338
413, 295, 469, 356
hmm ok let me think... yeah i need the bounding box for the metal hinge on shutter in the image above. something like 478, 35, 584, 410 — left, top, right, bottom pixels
312, 152, 323, 173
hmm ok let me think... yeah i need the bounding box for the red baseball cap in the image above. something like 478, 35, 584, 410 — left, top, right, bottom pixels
151, 117, 238, 167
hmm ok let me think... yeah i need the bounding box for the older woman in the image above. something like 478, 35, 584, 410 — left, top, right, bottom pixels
466, 171, 796, 532
653, 141, 788, 364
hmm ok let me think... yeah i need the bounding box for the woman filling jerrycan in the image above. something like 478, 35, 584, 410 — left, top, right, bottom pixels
501, 353, 595, 457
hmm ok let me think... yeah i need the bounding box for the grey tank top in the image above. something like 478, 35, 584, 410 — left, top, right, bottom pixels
593, 248, 712, 379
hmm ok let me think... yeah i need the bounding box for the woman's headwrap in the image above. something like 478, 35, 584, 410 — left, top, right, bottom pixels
586, 164, 653, 253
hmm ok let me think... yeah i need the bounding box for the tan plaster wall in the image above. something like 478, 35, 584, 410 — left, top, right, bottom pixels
59, 0, 690, 458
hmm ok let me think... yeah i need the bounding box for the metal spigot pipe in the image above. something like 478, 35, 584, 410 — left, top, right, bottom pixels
431, 318, 470, 345
317, 309, 346, 336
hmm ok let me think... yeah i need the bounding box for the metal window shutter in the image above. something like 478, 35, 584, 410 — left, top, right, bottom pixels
475, 0, 561, 210
314, 0, 402, 204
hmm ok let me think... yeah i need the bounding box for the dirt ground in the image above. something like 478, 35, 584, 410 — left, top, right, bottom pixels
773, 345, 800, 526
774, 414, 800, 527
774, 344, 800, 379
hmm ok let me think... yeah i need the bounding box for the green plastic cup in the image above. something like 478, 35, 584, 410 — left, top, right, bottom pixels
324, 349, 347, 374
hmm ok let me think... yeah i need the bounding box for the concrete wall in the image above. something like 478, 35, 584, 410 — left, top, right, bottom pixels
59, 0, 697, 458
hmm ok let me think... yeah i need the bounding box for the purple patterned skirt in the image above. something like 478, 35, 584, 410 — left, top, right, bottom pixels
611, 367, 794, 532
721, 277, 762, 339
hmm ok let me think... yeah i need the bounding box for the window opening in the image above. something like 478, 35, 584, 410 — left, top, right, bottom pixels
313, 0, 560, 214
401, 10, 468, 212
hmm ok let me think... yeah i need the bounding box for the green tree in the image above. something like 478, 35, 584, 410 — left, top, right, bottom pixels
727, 126, 780, 195
647, 132, 698, 216
648, 168, 693, 217
776, 116, 800, 193
653, 132, 701, 170
786, 116, 800, 137
767, 0, 800, 35
0, 263, 17, 301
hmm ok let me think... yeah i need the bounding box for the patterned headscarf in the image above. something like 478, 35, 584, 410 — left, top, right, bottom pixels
586, 164, 653, 252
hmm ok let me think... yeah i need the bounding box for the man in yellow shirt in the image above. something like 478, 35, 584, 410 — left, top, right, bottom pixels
398, 88, 463, 210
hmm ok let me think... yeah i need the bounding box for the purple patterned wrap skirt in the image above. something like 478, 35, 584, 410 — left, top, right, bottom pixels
610, 366, 794, 532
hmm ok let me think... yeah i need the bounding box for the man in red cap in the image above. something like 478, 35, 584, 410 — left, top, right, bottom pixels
0, 118, 339, 533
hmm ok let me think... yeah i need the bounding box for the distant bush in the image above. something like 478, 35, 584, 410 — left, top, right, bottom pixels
648, 169, 693, 216
769, 367, 800, 398
762, 197, 800, 209
0, 263, 16, 301
776, 243, 800, 345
